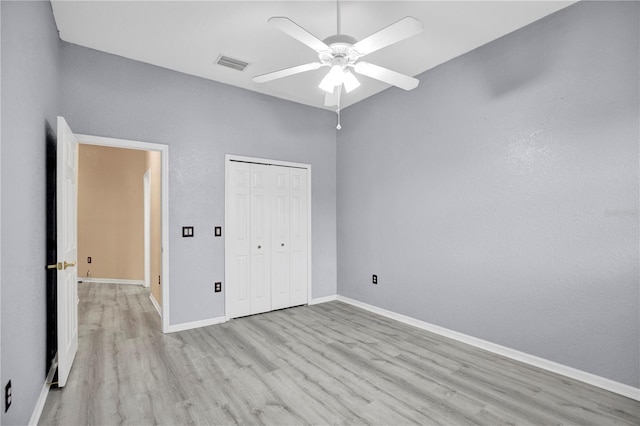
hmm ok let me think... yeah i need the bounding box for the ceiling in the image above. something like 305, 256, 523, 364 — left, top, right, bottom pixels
50, 1, 576, 110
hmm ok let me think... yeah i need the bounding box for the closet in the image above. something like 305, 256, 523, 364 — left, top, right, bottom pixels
225, 158, 309, 319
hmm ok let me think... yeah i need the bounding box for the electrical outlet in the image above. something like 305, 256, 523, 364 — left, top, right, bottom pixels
372, 275, 378, 285
5, 380, 11, 413
214, 282, 222, 293
87, 256, 92, 264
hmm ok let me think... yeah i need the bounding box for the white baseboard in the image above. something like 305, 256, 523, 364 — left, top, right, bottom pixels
167, 316, 226, 333
149, 294, 161, 317
336, 295, 640, 401
28, 359, 57, 426
80, 278, 144, 286
309, 294, 337, 305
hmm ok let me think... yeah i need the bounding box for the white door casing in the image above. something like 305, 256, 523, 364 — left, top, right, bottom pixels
56, 116, 79, 387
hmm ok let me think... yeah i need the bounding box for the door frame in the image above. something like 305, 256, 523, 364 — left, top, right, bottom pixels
77, 133, 171, 333
224, 154, 312, 320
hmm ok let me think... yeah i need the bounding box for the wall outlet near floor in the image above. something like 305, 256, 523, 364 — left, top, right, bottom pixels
372, 275, 378, 285
5, 380, 11, 413
214, 282, 222, 293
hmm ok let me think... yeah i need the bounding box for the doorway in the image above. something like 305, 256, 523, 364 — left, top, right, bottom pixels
76, 133, 170, 332
77, 144, 161, 310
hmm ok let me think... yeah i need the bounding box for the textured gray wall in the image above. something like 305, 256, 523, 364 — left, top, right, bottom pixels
337, 1, 639, 387
1, 2, 60, 424
59, 43, 337, 325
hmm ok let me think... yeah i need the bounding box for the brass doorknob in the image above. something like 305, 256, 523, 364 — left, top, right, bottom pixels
46, 263, 62, 270
64, 261, 76, 269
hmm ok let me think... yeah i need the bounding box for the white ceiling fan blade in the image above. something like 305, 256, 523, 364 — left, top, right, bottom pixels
353, 17, 423, 56
324, 85, 342, 107
354, 62, 419, 91
268, 17, 330, 53
253, 62, 323, 83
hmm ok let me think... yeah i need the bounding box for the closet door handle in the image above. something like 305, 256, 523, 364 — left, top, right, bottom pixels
258, 245, 261, 249
281, 243, 285, 247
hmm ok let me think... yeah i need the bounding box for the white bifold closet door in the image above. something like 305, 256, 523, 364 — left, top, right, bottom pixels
227, 160, 308, 319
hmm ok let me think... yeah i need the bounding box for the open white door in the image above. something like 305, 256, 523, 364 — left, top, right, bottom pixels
55, 116, 79, 387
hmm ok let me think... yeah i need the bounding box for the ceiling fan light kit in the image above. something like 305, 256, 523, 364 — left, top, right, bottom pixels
253, 2, 423, 129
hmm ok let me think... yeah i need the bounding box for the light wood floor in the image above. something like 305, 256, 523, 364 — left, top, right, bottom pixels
40, 283, 639, 425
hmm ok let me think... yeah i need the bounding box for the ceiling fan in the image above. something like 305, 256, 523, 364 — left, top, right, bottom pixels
253, 2, 423, 115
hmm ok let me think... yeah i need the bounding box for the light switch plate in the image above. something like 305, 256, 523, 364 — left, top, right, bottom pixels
182, 226, 194, 237
214, 226, 222, 237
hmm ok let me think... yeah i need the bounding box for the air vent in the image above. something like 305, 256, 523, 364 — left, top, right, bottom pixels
216, 55, 249, 71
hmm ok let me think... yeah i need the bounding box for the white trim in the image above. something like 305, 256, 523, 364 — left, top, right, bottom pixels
76, 133, 170, 333
28, 359, 57, 426
161, 145, 170, 333
224, 157, 230, 320
149, 294, 161, 317
224, 154, 312, 319
0, 3, 2, 419
336, 295, 640, 401
309, 295, 337, 305
80, 278, 144, 286
166, 316, 226, 333
307, 164, 313, 308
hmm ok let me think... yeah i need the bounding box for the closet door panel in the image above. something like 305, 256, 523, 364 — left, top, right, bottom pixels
271, 167, 291, 310
250, 165, 272, 315
226, 162, 251, 319
290, 168, 308, 306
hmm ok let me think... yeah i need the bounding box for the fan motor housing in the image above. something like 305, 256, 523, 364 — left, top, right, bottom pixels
323, 34, 357, 46
320, 34, 360, 64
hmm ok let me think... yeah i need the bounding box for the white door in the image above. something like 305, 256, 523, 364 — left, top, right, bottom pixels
226, 161, 251, 318
250, 164, 272, 315
56, 116, 79, 387
271, 167, 291, 310
225, 157, 310, 320
289, 168, 308, 306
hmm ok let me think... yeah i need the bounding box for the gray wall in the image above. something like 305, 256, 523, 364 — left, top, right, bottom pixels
59, 42, 337, 325
1, 2, 60, 424
337, 1, 639, 387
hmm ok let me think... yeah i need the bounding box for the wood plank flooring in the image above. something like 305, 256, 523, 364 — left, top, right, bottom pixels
40, 283, 639, 425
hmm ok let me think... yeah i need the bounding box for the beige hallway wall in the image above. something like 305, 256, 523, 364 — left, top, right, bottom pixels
78, 144, 147, 280
146, 151, 162, 305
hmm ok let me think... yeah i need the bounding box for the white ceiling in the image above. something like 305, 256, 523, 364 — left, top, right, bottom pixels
51, 1, 576, 110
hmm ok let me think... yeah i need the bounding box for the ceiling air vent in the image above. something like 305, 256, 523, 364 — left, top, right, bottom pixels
216, 55, 249, 71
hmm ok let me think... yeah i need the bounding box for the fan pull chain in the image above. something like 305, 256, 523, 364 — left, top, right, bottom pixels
336, 107, 342, 130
